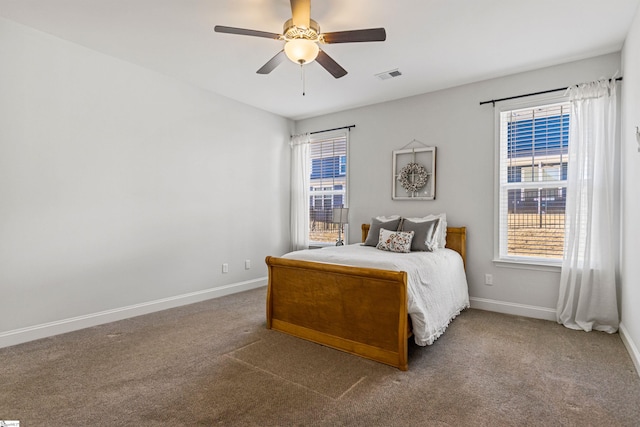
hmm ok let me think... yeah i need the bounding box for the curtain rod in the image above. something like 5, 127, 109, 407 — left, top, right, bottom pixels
310, 124, 355, 135
479, 77, 623, 107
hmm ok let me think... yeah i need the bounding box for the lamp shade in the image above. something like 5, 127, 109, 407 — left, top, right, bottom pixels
284, 39, 319, 64
332, 207, 349, 224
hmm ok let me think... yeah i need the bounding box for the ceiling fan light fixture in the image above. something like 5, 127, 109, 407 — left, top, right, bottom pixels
215, 2, 385, 79
284, 39, 319, 64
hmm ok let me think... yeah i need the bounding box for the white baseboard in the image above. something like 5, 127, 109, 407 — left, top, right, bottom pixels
469, 296, 557, 321
619, 322, 640, 378
0, 277, 268, 349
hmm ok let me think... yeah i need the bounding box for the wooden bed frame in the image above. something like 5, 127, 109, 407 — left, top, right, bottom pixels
265, 224, 467, 371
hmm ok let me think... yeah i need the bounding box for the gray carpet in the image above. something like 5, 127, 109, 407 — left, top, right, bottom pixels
1, 286, 639, 426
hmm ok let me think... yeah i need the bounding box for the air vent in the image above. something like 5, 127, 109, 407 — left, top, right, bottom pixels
375, 69, 402, 80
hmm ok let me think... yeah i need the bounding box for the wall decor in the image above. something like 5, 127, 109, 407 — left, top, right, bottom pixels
392, 144, 436, 200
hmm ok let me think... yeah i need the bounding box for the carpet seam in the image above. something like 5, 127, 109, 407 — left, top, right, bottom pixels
223, 353, 341, 401
223, 338, 263, 356
336, 375, 367, 400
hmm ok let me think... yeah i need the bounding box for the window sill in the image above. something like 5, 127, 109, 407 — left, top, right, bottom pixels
493, 257, 562, 272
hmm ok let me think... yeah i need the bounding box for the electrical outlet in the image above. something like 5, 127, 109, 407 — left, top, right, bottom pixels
245, 259, 251, 270
485, 273, 493, 286
222, 263, 229, 273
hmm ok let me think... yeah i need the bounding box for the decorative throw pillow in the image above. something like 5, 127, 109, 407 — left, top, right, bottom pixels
401, 218, 439, 251
363, 217, 402, 246
376, 228, 415, 253
404, 213, 447, 248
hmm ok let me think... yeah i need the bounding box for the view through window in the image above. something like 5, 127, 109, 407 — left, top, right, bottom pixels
498, 101, 570, 261
309, 133, 348, 245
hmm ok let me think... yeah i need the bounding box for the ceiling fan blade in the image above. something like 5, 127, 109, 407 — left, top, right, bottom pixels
214, 25, 281, 40
322, 28, 386, 44
290, 0, 311, 28
316, 50, 347, 79
257, 50, 287, 74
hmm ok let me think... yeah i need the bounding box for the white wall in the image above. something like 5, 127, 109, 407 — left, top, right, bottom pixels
0, 17, 292, 345
621, 5, 640, 373
3, 12, 637, 369
295, 53, 621, 320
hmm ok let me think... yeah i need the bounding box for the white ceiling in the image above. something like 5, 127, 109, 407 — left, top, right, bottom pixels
1, 0, 638, 120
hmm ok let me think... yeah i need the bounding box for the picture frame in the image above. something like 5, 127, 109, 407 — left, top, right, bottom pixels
392, 146, 436, 200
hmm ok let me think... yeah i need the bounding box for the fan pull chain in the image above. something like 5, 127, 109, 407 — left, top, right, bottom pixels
300, 63, 306, 96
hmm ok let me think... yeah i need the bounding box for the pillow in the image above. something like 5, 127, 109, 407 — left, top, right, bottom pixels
376, 228, 414, 253
363, 217, 402, 246
374, 215, 400, 222
400, 218, 439, 251
404, 213, 447, 248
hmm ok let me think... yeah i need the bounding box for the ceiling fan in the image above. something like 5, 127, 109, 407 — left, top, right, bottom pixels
214, 0, 386, 79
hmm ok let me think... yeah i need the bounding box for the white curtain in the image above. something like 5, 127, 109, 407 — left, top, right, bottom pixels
290, 133, 311, 251
556, 79, 619, 333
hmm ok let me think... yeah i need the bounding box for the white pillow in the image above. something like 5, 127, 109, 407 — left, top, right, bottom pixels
376, 228, 414, 253
404, 213, 447, 248
375, 215, 401, 222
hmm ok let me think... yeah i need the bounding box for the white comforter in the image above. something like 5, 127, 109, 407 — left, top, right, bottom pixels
282, 244, 470, 346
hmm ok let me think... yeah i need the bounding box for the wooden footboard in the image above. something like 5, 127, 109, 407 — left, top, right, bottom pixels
266, 224, 466, 371
265, 256, 409, 370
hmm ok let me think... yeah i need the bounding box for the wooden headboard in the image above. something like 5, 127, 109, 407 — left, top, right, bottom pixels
361, 223, 467, 269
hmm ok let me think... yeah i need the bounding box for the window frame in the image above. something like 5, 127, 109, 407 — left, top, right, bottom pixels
308, 130, 349, 247
493, 94, 569, 270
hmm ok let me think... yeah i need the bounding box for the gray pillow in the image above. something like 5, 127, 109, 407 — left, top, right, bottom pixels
363, 218, 402, 246
401, 218, 440, 251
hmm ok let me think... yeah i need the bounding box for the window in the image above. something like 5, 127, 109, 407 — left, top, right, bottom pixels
308, 132, 348, 246
497, 100, 570, 264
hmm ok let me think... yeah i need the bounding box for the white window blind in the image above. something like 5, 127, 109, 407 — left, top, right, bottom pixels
498, 101, 570, 262
308, 132, 348, 245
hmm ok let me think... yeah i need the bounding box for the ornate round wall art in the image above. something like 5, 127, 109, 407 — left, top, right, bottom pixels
397, 162, 429, 194
392, 144, 436, 200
